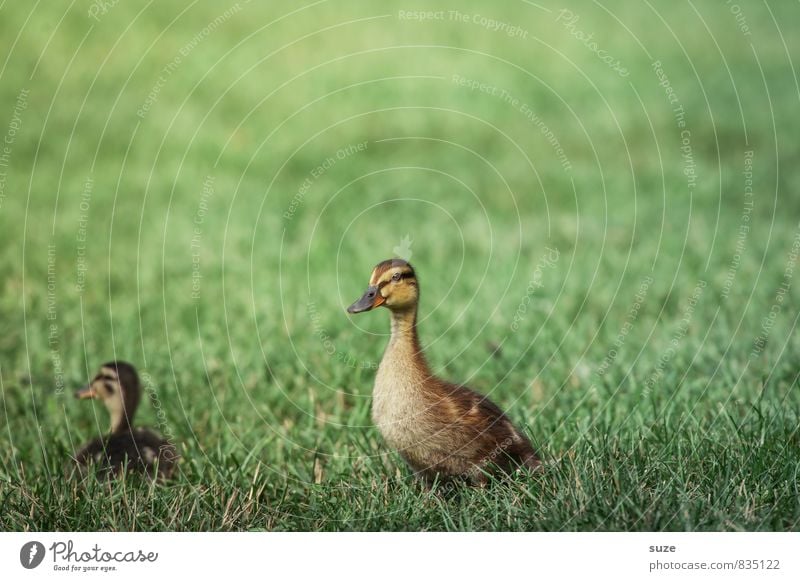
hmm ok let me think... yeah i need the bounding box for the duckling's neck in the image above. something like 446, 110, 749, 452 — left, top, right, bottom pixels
386, 306, 429, 374
110, 414, 131, 435
389, 305, 416, 337
107, 397, 133, 434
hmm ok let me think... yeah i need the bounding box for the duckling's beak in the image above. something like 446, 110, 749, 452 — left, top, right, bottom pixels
75, 385, 98, 399
347, 285, 385, 314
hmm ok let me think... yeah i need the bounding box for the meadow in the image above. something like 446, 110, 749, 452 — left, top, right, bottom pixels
1, 0, 799, 531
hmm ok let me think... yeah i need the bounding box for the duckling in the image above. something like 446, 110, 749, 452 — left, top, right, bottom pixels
347, 259, 541, 485
72, 361, 177, 480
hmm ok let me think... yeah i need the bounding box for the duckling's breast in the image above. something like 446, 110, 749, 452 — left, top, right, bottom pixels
372, 342, 432, 448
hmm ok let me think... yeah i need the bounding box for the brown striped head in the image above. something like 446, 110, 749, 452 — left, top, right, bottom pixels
347, 259, 418, 314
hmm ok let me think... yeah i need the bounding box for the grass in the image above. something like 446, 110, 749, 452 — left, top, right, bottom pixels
1, 0, 799, 531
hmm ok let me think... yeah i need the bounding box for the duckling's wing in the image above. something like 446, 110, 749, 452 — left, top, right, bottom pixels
437, 383, 540, 471
130, 428, 178, 479
68, 438, 105, 476
74, 437, 105, 464
69, 436, 117, 479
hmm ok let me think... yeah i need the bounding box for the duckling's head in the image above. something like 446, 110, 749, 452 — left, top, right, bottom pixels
347, 258, 418, 314
75, 361, 141, 433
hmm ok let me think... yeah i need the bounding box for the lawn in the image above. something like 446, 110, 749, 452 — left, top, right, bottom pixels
1, 0, 799, 531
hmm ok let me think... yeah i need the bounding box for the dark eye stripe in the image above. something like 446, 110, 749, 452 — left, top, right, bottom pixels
379, 271, 413, 287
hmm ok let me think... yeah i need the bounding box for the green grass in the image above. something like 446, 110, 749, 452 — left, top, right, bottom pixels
1, 0, 799, 531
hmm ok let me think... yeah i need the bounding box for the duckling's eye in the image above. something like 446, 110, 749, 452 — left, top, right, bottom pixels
391, 272, 402, 282
103, 382, 115, 394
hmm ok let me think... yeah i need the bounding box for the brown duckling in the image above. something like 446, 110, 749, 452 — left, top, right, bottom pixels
72, 361, 177, 480
347, 259, 540, 485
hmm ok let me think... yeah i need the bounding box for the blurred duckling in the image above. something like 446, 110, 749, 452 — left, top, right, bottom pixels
347, 259, 540, 485
72, 361, 177, 480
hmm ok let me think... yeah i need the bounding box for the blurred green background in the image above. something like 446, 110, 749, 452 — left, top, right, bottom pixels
0, 1, 798, 530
